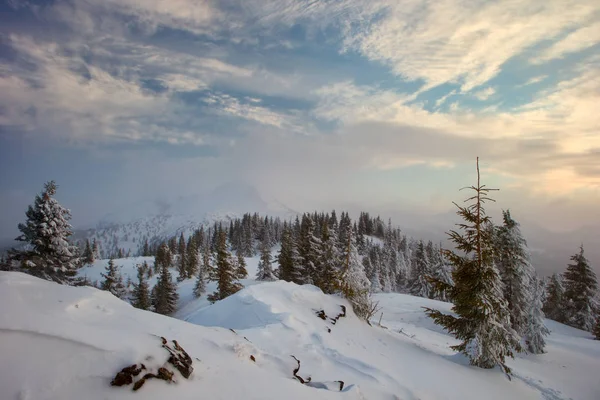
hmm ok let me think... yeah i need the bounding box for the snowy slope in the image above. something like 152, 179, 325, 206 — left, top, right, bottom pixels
2, 271, 599, 400
0, 272, 347, 400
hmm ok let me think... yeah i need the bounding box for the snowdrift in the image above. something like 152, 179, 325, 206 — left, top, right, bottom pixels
2, 271, 599, 400
0, 272, 348, 400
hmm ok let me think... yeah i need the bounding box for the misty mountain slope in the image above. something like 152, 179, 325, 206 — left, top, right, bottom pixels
2, 271, 599, 400
76, 182, 297, 258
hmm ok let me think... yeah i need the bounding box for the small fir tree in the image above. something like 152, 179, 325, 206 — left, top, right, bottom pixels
131, 262, 151, 310
425, 158, 520, 375
256, 242, 276, 281
339, 223, 373, 320
101, 259, 127, 299
543, 273, 566, 323
82, 239, 94, 265
409, 240, 432, 298
10, 181, 80, 284
152, 258, 179, 315
524, 275, 549, 354
278, 226, 302, 284
563, 246, 598, 332
495, 210, 533, 337
207, 230, 243, 303
236, 253, 248, 279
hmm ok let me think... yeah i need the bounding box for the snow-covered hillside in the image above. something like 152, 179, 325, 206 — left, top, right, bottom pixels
2, 271, 599, 400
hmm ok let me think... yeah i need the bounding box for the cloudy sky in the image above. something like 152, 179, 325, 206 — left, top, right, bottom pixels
1, 0, 599, 240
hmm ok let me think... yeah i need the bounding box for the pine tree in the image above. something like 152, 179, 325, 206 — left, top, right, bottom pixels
207, 230, 243, 303
524, 275, 549, 354
495, 210, 533, 337
278, 225, 301, 284
131, 262, 151, 310
563, 246, 598, 332
236, 253, 248, 279
185, 236, 199, 279
543, 273, 566, 323
409, 240, 432, 298
101, 259, 127, 299
193, 268, 206, 298
339, 223, 373, 320
315, 223, 341, 293
154, 243, 171, 274
82, 239, 94, 265
256, 240, 276, 281
10, 181, 80, 284
193, 247, 210, 298
430, 252, 454, 302
152, 257, 179, 315
425, 158, 520, 375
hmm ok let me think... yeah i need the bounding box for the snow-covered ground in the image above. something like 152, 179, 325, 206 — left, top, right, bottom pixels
1, 270, 599, 400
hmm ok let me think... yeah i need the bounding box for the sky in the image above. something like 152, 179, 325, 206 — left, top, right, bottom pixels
0, 0, 599, 242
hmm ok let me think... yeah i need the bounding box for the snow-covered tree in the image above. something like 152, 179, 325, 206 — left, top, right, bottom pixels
425, 159, 520, 375
152, 256, 179, 315
278, 225, 301, 284
193, 248, 209, 298
316, 223, 341, 294
10, 181, 80, 284
409, 240, 432, 298
524, 274, 549, 354
101, 259, 127, 299
430, 253, 454, 302
236, 253, 248, 279
543, 273, 566, 323
131, 262, 151, 310
298, 214, 322, 285
495, 210, 533, 336
207, 230, 243, 303
256, 240, 276, 281
339, 224, 373, 321
185, 236, 199, 278
563, 246, 598, 332
82, 239, 94, 265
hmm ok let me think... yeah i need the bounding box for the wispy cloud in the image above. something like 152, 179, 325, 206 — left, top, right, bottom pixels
531, 21, 600, 64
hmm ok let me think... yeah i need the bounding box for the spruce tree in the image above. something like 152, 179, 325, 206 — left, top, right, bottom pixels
131, 262, 151, 310
495, 210, 533, 337
563, 246, 598, 332
317, 222, 341, 294
278, 225, 301, 284
207, 230, 243, 303
101, 259, 127, 299
339, 223, 373, 320
193, 247, 210, 298
425, 158, 520, 375
236, 253, 248, 279
524, 275, 549, 354
10, 181, 80, 284
543, 273, 566, 323
409, 240, 432, 298
152, 257, 179, 315
430, 252, 454, 302
82, 239, 94, 265
185, 236, 198, 278
256, 240, 276, 281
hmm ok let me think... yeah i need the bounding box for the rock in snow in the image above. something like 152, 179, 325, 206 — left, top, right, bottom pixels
1, 271, 599, 400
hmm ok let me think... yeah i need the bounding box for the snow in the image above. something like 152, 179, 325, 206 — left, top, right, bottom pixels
2, 271, 599, 400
